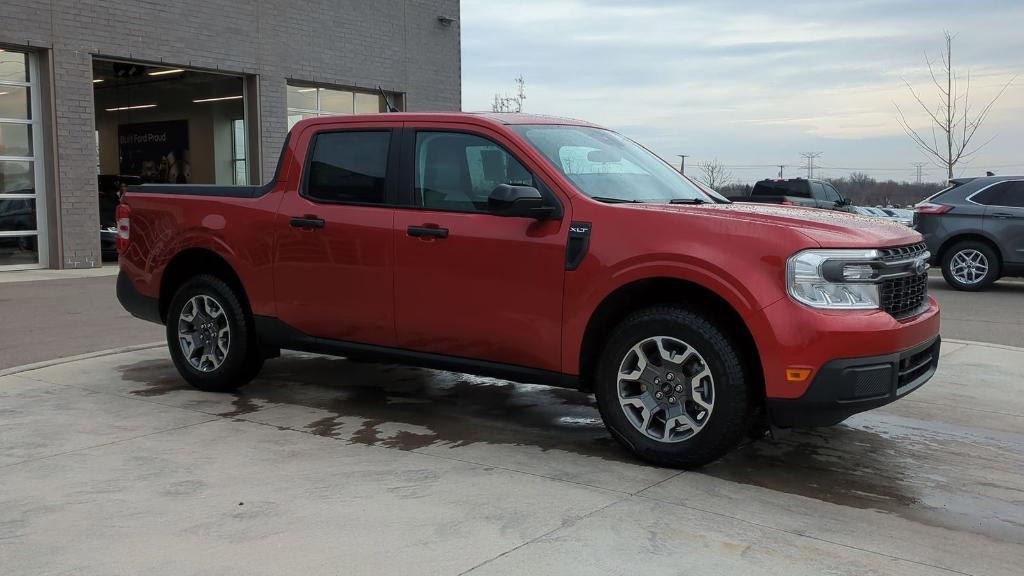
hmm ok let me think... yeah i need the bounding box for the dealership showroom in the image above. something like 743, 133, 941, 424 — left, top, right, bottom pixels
0, 0, 460, 271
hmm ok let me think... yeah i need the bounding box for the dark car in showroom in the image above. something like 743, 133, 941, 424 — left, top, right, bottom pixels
98, 175, 142, 260
915, 176, 1024, 290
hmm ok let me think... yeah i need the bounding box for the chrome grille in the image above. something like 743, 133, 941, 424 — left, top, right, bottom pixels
879, 242, 928, 263
881, 272, 928, 318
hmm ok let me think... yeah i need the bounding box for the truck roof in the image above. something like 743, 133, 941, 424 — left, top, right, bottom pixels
290, 111, 601, 131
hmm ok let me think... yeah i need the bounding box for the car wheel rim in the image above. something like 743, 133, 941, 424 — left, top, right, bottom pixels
177, 295, 230, 372
616, 335, 715, 443
950, 249, 989, 285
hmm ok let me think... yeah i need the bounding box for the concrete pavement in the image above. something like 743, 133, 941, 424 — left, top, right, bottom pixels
1, 340, 1021, 575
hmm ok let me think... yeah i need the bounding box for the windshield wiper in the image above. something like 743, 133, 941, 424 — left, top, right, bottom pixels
591, 196, 644, 204
668, 198, 707, 205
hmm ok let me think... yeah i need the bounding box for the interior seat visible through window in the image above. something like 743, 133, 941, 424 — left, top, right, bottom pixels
415, 131, 536, 213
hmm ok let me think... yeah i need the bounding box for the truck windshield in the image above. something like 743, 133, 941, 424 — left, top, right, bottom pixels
511, 125, 712, 204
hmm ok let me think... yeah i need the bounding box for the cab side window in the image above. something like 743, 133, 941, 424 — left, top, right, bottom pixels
306, 131, 391, 204
810, 182, 827, 201
415, 132, 535, 212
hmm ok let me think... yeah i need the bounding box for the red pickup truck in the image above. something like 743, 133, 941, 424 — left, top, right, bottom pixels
116, 113, 940, 468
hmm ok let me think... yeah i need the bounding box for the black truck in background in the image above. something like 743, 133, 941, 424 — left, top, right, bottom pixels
728, 178, 856, 212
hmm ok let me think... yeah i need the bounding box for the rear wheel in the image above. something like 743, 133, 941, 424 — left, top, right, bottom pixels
942, 240, 1000, 291
594, 306, 751, 468
166, 275, 263, 392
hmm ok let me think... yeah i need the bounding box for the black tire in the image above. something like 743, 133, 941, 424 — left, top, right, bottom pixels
941, 240, 1000, 291
594, 306, 751, 469
166, 274, 263, 392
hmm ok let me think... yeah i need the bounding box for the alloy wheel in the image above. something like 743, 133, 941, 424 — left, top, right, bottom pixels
616, 335, 715, 443
950, 249, 989, 285
177, 294, 230, 372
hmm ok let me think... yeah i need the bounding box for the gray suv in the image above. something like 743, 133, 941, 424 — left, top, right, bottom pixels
915, 176, 1024, 290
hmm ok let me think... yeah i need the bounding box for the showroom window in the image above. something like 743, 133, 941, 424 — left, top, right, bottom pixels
286, 83, 402, 129
0, 49, 47, 269
231, 118, 247, 185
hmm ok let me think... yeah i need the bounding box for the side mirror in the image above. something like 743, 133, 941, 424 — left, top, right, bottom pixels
488, 184, 554, 219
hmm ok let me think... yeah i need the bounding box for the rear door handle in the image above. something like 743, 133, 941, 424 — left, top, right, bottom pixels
991, 212, 1015, 218
407, 225, 449, 239
290, 216, 325, 229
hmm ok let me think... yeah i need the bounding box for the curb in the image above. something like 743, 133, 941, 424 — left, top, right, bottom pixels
0, 342, 165, 378
943, 338, 1024, 354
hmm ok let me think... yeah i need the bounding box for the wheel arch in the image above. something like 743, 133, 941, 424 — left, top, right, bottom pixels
937, 233, 1003, 268
159, 248, 252, 323
577, 277, 764, 402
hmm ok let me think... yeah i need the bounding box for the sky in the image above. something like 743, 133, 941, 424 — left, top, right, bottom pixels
460, 0, 1024, 184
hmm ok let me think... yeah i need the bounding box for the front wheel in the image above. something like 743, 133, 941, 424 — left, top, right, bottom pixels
166, 275, 263, 392
594, 306, 752, 468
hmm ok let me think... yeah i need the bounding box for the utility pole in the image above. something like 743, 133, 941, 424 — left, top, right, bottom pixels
911, 162, 925, 184
800, 152, 822, 179
777, 164, 786, 179
677, 154, 689, 175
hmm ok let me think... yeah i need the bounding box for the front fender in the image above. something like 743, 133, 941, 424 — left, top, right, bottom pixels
561, 252, 788, 376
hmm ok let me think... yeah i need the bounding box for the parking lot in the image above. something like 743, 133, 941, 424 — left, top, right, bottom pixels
2, 304, 1023, 574
927, 271, 1024, 347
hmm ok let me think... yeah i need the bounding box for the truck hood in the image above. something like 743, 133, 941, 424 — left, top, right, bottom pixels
633, 202, 922, 248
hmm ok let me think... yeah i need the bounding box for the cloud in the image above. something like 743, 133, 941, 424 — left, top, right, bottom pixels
462, 0, 1024, 182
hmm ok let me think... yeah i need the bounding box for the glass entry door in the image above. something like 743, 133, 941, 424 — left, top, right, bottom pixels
0, 49, 47, 269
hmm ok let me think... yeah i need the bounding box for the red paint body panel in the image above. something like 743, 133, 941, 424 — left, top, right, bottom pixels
119, 112, 940, 402
272, 120, 400, 346
118, 190, 283, 317
393, 119, 572, 371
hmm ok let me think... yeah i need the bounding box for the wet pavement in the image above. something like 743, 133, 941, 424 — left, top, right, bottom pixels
1, 340, 1022, 575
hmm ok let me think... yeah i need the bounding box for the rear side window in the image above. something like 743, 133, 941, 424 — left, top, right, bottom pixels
306, 131, 390, 204
751, 181, 810, 198
972, 181, 1024, 208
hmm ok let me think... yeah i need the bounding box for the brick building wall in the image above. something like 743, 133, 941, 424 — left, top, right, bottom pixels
0, 0, 462, 268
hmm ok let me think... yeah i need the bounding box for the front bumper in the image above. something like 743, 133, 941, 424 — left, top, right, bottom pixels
768, 336, 940, 427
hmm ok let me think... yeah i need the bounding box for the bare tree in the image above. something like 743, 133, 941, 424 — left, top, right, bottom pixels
895, 31, 1016, 179
492, 76, 526, 113
695, 158, 733, 190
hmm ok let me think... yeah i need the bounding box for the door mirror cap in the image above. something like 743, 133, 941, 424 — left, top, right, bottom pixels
488, 184, 554, 219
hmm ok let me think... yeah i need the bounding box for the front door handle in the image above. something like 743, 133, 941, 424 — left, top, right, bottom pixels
290, 216, 325, 229
407, 225, 449, 239
991, 212, 1015, 218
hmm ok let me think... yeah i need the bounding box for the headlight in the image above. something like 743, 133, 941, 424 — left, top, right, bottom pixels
787, 249, 881, 309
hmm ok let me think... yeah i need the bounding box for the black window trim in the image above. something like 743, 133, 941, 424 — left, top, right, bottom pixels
965, 179, 1024, 209
299, 126, 402, 207
395, 127, 564, 219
